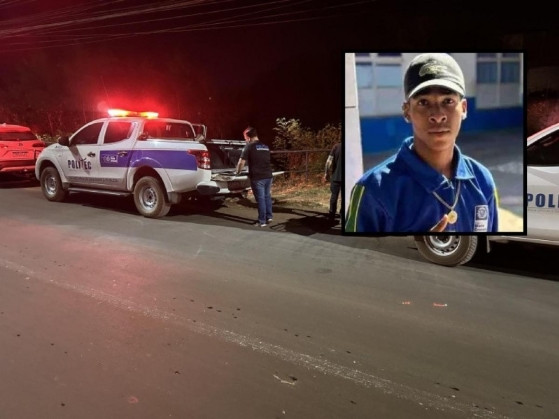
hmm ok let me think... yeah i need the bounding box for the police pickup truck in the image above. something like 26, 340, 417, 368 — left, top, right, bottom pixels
414, 123, 559, 266
35, 110, 254, 218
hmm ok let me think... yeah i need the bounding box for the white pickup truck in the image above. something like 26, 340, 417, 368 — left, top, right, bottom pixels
414, 123, 558, 266
35, 111, 254, 218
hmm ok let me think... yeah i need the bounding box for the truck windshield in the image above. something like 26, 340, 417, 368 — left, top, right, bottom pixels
143, 121, 196, 140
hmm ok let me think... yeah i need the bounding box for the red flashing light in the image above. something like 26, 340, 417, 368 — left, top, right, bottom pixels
107, 109, 159, 118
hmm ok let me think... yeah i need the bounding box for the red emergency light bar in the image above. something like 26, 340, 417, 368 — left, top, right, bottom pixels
108, 109, 159, 118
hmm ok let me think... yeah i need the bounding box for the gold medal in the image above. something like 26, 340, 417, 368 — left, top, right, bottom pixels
432, 181, 461, 226
447, 210, 458, 224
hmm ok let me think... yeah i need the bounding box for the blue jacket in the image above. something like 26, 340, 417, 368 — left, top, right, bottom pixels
345, 137, 498, 233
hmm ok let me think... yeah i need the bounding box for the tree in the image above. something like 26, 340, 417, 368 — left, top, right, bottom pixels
272, 118, 340, 177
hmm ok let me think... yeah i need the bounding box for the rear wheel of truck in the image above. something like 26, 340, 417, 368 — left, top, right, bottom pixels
133, 176, 171, 218
415, 235, 478, 267
40, 166, 67, 202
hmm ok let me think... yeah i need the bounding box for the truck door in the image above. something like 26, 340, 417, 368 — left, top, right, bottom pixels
96, 120, 137, 190
58, 121, 103, 187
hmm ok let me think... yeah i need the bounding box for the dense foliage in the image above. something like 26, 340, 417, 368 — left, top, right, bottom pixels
272, 117, 340, 176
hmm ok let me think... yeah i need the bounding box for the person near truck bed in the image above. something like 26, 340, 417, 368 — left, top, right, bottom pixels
235, 126, 273, 227
345, 53, 498, 233
323, 142, 342, 221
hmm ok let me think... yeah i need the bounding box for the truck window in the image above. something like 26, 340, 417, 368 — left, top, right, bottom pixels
206, 143, 243, 169
143, 121, 195, 140
72, 122, 103, 145
104, 121, 135, 144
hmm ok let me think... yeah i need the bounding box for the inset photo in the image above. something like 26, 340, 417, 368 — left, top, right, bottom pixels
344, 52, 525, 235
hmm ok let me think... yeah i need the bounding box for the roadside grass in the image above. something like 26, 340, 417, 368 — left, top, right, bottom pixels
272, 174, 331, 211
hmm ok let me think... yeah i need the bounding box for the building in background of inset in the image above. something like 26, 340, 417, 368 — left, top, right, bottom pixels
355, 52, 523, 154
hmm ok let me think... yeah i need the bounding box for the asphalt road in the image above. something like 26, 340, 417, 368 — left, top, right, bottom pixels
1, 179, 558, 419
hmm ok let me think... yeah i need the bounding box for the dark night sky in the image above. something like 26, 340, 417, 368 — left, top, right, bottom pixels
2, 1, 559, 140
2, 0, 382, 139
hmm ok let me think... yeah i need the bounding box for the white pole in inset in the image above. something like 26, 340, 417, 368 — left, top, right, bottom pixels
344, 53, 363, 215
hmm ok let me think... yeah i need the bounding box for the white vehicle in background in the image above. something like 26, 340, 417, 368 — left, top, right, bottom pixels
35, 110, 254, 218
415, 123, 559, 266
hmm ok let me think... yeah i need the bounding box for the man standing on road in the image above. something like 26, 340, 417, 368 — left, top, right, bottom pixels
345, 53, 498, 233
235, 126, 273, 227
324, 142, 342, 221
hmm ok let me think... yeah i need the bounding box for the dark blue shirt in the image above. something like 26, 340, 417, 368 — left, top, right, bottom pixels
240, 141, 272, 180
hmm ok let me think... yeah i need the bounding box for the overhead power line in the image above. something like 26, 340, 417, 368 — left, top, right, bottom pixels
0, 0, 375, 53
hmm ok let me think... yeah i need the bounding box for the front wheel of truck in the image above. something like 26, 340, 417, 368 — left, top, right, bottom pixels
40, 166, 67, 202
133, 176, 171, 218
414, 235, 478, 267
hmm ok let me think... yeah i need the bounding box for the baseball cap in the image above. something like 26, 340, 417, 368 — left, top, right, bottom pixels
404, 53, 465, 100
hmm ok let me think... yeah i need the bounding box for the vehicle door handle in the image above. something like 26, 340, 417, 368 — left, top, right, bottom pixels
87, 152, 96, 157
117, 151, 128, 157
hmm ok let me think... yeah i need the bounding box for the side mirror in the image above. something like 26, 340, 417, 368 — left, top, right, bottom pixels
58, 136, 70, 146
138, 132, 149, 141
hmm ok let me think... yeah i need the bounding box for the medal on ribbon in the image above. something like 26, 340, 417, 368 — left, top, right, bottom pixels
432, 181, 461, 225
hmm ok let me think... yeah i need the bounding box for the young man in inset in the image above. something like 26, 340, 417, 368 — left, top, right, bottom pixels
235, 127, 273, 227
345, 53, 498, 233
